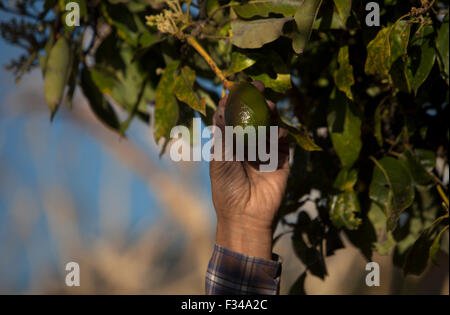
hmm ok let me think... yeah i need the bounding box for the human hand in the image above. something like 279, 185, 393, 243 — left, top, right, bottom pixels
209, 82, 290, 260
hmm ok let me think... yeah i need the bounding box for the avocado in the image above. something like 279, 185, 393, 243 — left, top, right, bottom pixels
225, 81, 271, 130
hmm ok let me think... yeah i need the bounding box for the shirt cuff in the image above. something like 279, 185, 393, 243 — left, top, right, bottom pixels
205, 244, 282, 295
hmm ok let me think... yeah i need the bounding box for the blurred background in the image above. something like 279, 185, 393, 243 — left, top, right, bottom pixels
0, 9, 448, 295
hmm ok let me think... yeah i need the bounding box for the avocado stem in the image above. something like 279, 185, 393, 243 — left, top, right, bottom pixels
187, 36, 234, 91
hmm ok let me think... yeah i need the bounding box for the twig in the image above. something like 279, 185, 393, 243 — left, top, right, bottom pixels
186, 36, 233, 90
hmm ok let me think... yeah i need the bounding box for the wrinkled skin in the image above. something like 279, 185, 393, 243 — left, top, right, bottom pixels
209, 82, 290, 259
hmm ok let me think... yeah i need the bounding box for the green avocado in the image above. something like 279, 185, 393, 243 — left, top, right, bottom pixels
225, 81, 271, 129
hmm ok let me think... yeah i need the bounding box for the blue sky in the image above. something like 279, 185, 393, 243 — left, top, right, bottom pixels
0, 10, 214, 292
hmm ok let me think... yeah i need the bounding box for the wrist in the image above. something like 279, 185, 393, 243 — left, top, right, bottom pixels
216, 217, 273, 260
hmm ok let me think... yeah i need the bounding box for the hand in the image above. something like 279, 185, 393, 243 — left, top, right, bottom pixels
210, 82, 290, 260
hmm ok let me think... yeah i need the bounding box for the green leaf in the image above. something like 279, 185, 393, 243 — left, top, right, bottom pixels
333, 0, 351, 26
280, 117, 322, 151
401, 149, 435, 186
292, 0, 323, 53
327, 89, 362, 168
96, 39, 154, 117
368, 203, 396, 255
249, 72, 292, 93
44, 36, 72, 120
246, 51, 292, 93
174, 66, 206, 115
365, 27, 391, 78
138, 31, 161, 48
333, 167, 358, 192
102, 2, 139, 46
80, 67, 121, 131
154, 61, 180, 142
333, 46, 354, 100
91, 66, 119, 95
369, 157, 415, 230
406, 25, 436, 94
40, 35, 54, 78
436, 15, 449, 85
390, 20, 411, 63
289, 272, 307, 295
233, 0, 301, 18
329, 191, 362, 230
330, 167, 362, 231
224, 52, 256, 76
231, 17, 291, 49
403, 225, 437, 276
430, 225, 449, 264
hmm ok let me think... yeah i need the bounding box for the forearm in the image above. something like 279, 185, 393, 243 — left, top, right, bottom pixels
216, 218, 273, 260
206, 218, 281, 295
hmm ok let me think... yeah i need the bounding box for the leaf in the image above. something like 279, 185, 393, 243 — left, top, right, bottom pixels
80, 67, 121, 131
430, 225, 449, 264
102, 2, 139, 46
154, 61, 180, 142
292, 0, 323, 53
280, 117, 322, 151
233, 0, 301, 19
390, 20, 411, 63
329, 191, 362, 230
327, 89, 362, 168
289, 272, 307, 295
91, 66, 119, 95
406, 25, 437, 94
368, 203, 396, 255
333, 0, 351, 26
249, 72, 292, 93
388, 20, 412, 91
231, 17, 291, 49
333, 46, 354, 100
403, 226, 436, 276
44, 36, 72, 120
224, 52, 256, 76
365, 27, 391, 78
95, 39, 154, 117
330, 167, 361, 231
369, 157, 415, 230
174, 66, 205, 115
39, 36, 54, 78
436, 15, 449, 85
246, 51, 292, 93
333, 167, 358, 192
401, 149, 435, 186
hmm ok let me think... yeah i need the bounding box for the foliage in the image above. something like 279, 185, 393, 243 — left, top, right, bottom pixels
1, 0, 449, 293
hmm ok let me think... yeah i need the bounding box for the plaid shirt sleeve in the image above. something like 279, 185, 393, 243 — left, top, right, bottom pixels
205, 244, 282, 295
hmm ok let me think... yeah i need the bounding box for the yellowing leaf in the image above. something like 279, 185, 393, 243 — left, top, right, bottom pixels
334, 46, 354, 100
174, 66, 205, 115
365, 27, 391, 78
154, 61, 180, 142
